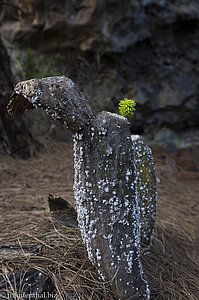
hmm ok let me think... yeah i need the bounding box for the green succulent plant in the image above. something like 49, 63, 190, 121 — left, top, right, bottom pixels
118, 98, 136, 119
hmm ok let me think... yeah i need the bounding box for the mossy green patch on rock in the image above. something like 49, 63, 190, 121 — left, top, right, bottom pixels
132, 135, 158, 249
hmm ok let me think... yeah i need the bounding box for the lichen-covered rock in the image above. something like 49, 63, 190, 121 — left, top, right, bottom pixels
132, 135, 158, 249
8, 76, 94, 133
7, 76, 154, 299
74, 113, 150, 299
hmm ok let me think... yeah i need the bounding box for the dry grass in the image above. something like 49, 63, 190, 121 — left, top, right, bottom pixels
0, 211, 116, 299
0, 139, 198, 299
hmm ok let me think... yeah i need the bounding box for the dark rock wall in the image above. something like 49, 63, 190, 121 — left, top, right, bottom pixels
1, 0, 199, 134
0, 36, 39, 157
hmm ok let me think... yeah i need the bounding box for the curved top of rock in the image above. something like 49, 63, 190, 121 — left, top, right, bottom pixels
8, 76, 94, 133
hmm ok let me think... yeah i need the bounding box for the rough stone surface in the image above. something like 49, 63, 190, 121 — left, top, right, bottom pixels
1, 0, 199, 134
8, 76, 94, 133
132, 135, 158, 249
73, 113, 149, 299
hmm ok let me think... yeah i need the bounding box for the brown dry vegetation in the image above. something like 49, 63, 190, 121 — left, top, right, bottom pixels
0, 139, 198, 299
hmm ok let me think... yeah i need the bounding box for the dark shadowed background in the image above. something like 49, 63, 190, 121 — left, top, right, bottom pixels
0, 0, 199, 142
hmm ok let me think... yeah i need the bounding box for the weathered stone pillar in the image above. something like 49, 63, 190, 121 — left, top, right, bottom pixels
73, 112, 150, 299
8, 76, 154, 299
132, 135, 158, 249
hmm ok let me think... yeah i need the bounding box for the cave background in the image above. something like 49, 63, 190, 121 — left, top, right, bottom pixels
1, 0, 199, 142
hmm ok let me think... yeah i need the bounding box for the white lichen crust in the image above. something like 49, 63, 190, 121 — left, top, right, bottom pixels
73, 112, 150, 299
8, 76, 94, 133
132, 136, 158, 249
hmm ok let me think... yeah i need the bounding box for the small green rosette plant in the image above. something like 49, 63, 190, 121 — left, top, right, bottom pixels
118, 98, 136, 119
